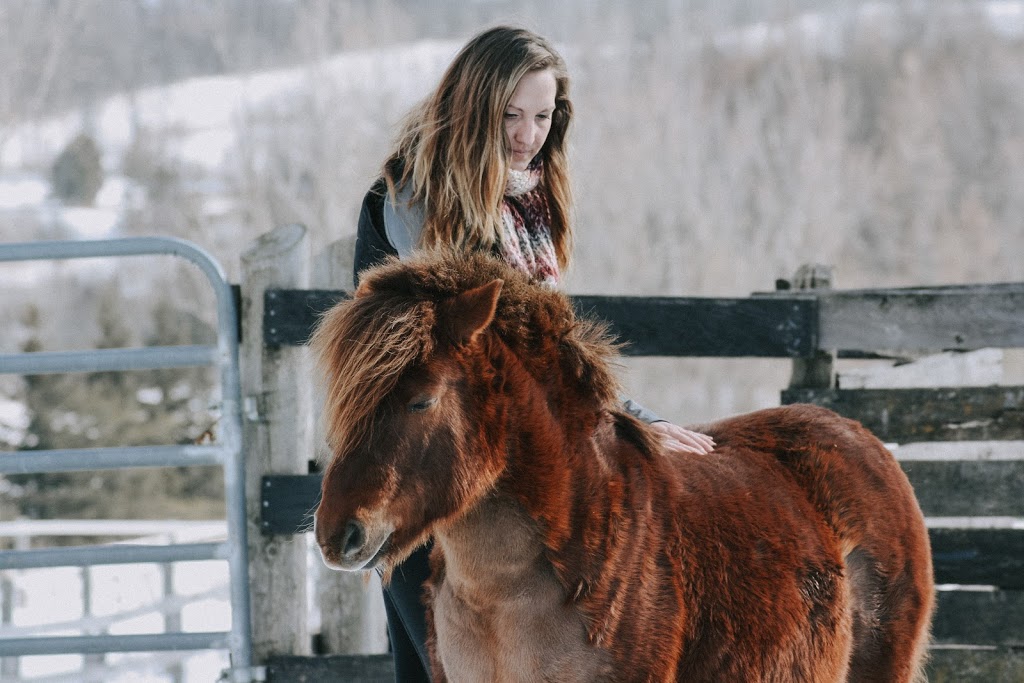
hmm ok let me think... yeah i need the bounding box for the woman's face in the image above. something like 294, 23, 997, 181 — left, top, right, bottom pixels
504, 69, 557, 171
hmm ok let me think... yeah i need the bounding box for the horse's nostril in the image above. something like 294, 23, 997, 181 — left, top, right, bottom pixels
341, 520, 366, 558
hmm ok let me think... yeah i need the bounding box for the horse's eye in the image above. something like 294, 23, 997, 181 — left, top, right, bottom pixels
408, 397, 437, 413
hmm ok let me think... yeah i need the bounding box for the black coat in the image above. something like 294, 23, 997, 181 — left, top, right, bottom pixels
352, 179, 394, 289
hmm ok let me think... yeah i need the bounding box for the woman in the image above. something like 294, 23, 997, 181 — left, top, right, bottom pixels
352, 25, 714, 681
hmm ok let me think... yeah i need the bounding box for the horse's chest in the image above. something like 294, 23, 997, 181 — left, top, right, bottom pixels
431, 499, 611, 683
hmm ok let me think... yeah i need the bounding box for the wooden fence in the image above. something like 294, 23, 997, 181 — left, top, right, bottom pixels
241, 225, 1024, 681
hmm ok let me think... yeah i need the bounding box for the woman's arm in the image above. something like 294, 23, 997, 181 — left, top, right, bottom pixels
622, 396, 714, 455
621, 397, 661, 424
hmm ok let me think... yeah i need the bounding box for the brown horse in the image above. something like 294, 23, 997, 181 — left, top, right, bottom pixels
311, 250, 934, 683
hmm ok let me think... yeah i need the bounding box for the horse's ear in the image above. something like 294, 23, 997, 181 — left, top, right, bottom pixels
354, 279, 374, 298
451, 279, 503, 345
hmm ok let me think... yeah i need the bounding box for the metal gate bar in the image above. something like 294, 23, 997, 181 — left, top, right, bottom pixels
0, 237, 254, 681
4, 542, 228, 570
0, 632, 231, 657
0, 444, 226, 474
0, 344, 220, 374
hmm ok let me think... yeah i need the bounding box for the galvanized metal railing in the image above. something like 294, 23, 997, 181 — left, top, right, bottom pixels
0, 237, 255, 682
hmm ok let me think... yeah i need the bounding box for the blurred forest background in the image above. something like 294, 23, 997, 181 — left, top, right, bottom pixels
2, 0, 1023, 529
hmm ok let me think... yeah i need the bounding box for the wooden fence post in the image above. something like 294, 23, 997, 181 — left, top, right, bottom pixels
1, 572, 16, 679
311, 236, 390, 655
241, 224, 313, 662
784, 264, 835, 389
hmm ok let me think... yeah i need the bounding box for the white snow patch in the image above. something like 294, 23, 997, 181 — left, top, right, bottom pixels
0, 396, 30, 446
0, 175, 49, 209
136, 387, 164, 405
59, 205, 120, 238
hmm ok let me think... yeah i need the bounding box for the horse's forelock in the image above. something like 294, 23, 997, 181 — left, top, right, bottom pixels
311, 292, 435, 461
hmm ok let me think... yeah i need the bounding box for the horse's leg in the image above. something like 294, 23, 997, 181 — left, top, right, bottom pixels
843, 548, 933, 683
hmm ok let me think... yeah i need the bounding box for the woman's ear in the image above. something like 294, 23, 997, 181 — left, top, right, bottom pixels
450, 279, 503, 345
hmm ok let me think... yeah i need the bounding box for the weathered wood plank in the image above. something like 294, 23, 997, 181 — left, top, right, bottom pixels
266, 649, 1024, 683
263, 284, 1024, 355
926, 647, 1024, 682
933, 590, 1024, 648
240, 224, 312, 660
781, 386, 1024, 442
569, 295, 817, 357
267, 654, 393, 682
263, 462, 1024, 534
265, 589, 1024, 677
903, 460, 1024, 517
262, 288, 819, 357
816, 287, 1024, 352
929, 527, 1024, 589
262, 474, 1024, 588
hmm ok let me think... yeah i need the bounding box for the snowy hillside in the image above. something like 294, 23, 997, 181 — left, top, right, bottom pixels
0, 2, 1020, 263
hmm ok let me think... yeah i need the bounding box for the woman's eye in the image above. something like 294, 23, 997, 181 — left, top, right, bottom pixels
408, 397, 437, 413
504, 112, 518, 119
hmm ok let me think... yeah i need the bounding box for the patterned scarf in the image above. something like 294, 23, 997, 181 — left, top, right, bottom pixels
498, 160, 560, 287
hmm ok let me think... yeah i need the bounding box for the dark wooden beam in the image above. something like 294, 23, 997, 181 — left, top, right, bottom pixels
781, 386, 1024, 442
927, 648, 1024, 682
267, 654, 393, 683
932, 590, 1024, 648
901, 460, 1024, 517
261, 284, 1024, 354
261, 288, 819, 357
569, 295, 817, 357
815, 285, 1024, 352
261, 458, 1024, 535
929, 528, 1024, 589
266, 648, 1024, 682
262, 472, 1024, 588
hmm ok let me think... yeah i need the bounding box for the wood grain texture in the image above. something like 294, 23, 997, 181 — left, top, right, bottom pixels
781, 386, 1024, 442
262, 288, 819, 356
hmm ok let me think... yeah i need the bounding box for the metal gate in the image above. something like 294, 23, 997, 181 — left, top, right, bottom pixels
0, 237, 255, 682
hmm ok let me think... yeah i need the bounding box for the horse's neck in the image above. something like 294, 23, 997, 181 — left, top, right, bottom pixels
499, 382, 671, 644
495, 339, 666, 566
432, 495, 613, 682
434, 494, 553, 595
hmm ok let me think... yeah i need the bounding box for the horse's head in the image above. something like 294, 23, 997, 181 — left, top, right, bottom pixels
311, 255, 511, 574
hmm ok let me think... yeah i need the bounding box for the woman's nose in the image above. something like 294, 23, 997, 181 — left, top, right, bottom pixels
513, 120, 534, 143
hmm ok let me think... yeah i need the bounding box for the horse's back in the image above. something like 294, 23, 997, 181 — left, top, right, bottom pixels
703, 403, 929, 564
700, 403, 934, 683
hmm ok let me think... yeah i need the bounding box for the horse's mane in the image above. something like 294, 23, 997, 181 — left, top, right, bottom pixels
310, 248, 625, 460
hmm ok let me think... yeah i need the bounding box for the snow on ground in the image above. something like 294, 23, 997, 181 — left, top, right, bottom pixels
0, 396, 29, 447
0, 174, 48, 210
711, 1, 1024, 56
0, 38, 458, 278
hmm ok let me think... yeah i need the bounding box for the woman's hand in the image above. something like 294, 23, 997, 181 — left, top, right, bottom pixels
649, 421, 715, 455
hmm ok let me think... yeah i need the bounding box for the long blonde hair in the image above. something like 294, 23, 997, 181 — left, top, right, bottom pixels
383, 26, 574, 270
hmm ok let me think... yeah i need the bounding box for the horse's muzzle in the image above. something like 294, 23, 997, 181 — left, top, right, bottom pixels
316, 516, 393, 571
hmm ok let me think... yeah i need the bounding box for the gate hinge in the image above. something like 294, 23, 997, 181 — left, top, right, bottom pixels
243, 394, 269, 423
